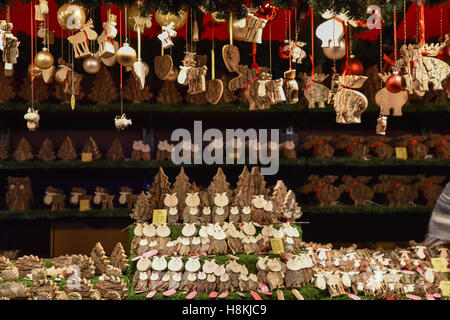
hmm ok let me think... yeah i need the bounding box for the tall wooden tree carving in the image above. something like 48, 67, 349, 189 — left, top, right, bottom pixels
106, 137, 125, 161
57, 136, 78, 160
82, 137, 102, 160
13, 137, 34, 161
148, 168, 171, 210
123, 74, 153, 104
0, 63, 15, 102
271, 180, 288, 217
90, 242, 109, 275
234, 166, 251, 206
249, 166, 268, 196
110, 242, 128, 273
37, 138, 56, 161
130, 192, 151, 221
208, 167, 231, 204
171, 167, 191, 212
88, 65, 118, 104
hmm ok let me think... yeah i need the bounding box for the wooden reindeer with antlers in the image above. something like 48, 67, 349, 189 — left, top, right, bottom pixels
67, 19, 98, 59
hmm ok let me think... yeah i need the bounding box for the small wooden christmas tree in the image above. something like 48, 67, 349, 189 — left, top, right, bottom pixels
90, 242, 110, 275
106, 137, 125, 161
208, 167, 231, 203
0, 63, 15, 103
57, 136, 78, 160
88, 65, 118, 104
82, 137, 101, 160
110, 242, 128, 273
0, 139, 9, 160
148, 167, 171, 209
156, 81, 183, 104
171, 167, 191, 212
18, 76, 49, 103
234, 166, 251, 206
13, 137, 34, 161
130, 192, 151, 221
37, 139, 56, 161
123, 74, 153, 104
271, 180, 288, 217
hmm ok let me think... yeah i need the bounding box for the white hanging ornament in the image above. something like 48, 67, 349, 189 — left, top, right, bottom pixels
115, 113, 132, 130
24, 107, 40, 131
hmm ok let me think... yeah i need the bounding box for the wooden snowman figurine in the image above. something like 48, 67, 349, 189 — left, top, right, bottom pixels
164, 193, 179, 225
134, 256, 151, 292
166, 257, 183, 293
151, 256, 167, 284
213, 192, 230, 224
241, 206, 252, 223
183, 192, 201, 224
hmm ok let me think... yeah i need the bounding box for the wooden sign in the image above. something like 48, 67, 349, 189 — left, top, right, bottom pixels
395, 147, 408, 160
79, 199, 91, 212
270, 238, 285, 254
440, 281, 450, 297
81, 153, 93, 162
431, 258, 448, 273
152, 209, 167, 225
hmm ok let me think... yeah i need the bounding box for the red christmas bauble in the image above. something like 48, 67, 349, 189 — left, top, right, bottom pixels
340, 57, 364, 75
386, 73, 402, 93
254, 2, 279, 22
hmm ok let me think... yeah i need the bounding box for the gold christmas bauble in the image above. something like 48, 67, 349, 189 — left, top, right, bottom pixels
57, 3, 87, 31
116, 43, 137, 67
155, 9, 187, 31
322, 39, 346, 60
34, 49, 54, 70
82, 56, 101, 74
166, 67, 178, 82
28, 64, 42, 78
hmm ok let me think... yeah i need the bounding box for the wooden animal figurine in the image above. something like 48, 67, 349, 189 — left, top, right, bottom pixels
416, 175, 446, 207
24, 108, 40, 132
6, 177, 32, 211
299, 175, 342, 206
94, 187, 115, 210
114, 114, 132, 130
183, 192, 200, 224
366, 136, 394, 159
340, 176, 374, 206
425, 134, 449, 159
158, 22, 177, 48
331, 135, 368, 159
67, 20, 98, 59
392, 43, 450, 94
302, 135, 334, 158
391, 135, 429, 160
96, 14, 117, 59
373, 175, 420, 207
333, 75, 368, 124
375, 73, 409, 116
43, 187, 66, 211
0, 20, 20, 75
280, 40, 307, 64
283, 70, 299, 104
119, 186, 137, 209
299, 73, 330, 108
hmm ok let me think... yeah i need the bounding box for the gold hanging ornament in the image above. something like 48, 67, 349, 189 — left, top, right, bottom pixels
155, 9, 188, 31
82, 55, 101, 74
116, 43, 137, 67
34, 47, 54, 69
57, 3, 87, 31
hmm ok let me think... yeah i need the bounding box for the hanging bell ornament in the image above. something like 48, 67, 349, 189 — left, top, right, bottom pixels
34, 48, 54, 70
386, 72, 402, 93
83, 56, 101, 74
340, 55, 364, 75
155, 9, 188, 31
57, 3, 87, 31
116, 43, 137, 67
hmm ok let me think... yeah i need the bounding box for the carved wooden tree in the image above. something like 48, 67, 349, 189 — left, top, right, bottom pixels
0, 64, 15, 102
106, 137, 125, 161
110, 242, 128, 273
219, 74, 238, 104
171, 167, 191, 212
208, 167, 231, 204
271, 180, 288, 216
156, 82, 183, 104
82, 137, 102, 160
15, 255, 44, 278
148, 168, 171, 210
13, 137, 34, 161
124, 74, 153, 104
90, 242, 110, 275
18, 76, 49, 103
234, 166, 251, 206
283, 190, 302, 220
58, 137, 78, 160
96, 275, 127, 300
88, 65, 118, 104
37, 138, 56, 161
130, 192, 151, 221
249, 166, 268, 196
0, 140, 9, 160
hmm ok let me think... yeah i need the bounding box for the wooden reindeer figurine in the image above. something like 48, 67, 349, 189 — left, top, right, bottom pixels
300, 73, 330, 109
375, 73, 409, 116
67, 19, 98, 59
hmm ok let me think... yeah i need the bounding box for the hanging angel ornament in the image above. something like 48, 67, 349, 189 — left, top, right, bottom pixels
0, 20, 20, 76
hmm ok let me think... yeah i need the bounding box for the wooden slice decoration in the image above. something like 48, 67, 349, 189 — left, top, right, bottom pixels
154, 55, 173, 81
42, 66, 55, 84
206, 79, 224, 105
222, 45, 240, 72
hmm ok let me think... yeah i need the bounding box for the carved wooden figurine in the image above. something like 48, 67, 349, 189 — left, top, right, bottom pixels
299, 175, 342, 206
300, 73, 330, 108
375, 73, 409, 116
6, 177, 32, 211
67, 20, 98, 59
340, 176, 374, 206
333, 75, 368, 124
302, 135, 334, 158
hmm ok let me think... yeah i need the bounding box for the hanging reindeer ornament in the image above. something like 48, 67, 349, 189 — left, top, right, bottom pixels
67, 19, 98, 59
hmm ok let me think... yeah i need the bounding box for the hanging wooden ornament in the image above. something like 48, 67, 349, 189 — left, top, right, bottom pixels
0, 14, 20, 76
283, 70, 298, 104
333, 75, 368, 124
300, 73, 330, 108
279, 40, 307, 64
67, 19, 97, 59
131, 9, 151, 90
376, 115, 388, 135
158, 22, 177, 49
115, 114, 132, 131
223, 14, 240, 72
375, 73, 408, 116
154, 55, 173, 81
206, 23, 223, 104
96, 14, 117, 59
24, 107, 40, 132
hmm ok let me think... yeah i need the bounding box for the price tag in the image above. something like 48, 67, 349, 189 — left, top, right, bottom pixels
152, 209, 167, 225
395, 147, 408, 160
270, 238, 285, 254
79, 199, 91, 212
81, 153, 93, 162
440, 281, 450, 297
431, 258, 448, 273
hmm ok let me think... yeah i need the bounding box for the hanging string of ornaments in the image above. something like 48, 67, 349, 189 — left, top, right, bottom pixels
0, 0, 446, 133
